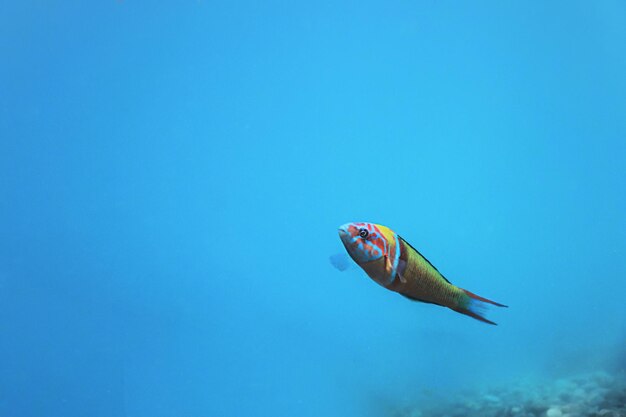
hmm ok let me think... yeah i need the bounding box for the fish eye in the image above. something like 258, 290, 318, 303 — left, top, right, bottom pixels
358, 228, 369, 239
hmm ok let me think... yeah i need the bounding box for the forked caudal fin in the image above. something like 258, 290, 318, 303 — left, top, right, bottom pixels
454, 289, 508, 325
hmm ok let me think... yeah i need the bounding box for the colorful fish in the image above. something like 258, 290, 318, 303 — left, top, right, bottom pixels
337, 222, 507, 325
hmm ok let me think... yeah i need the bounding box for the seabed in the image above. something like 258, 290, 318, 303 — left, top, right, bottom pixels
393, 370, 626, 417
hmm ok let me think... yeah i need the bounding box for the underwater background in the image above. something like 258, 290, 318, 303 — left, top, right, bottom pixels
1, 2, 625, 416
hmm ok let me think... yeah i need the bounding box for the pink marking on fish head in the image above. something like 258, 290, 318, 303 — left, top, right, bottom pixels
338, 222, 390, 265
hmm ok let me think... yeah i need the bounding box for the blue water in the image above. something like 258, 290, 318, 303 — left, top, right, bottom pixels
1, 2, 625, 416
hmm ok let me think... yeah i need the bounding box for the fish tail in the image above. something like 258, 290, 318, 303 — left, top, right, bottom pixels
453, 289, 508, 325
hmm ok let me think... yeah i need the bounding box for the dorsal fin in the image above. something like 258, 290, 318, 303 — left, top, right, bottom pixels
398, 235, 452, 284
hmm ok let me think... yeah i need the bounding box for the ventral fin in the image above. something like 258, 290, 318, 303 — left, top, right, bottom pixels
329, 253, 352, 271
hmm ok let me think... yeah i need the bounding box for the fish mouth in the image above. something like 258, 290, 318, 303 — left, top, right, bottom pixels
338, 224, 353, 245
338, 223, 351, 238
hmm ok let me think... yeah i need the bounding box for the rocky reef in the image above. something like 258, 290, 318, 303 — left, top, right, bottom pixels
394, 371, 626, 417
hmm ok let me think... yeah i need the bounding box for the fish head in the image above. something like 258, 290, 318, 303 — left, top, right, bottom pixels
338, 222, 394, 265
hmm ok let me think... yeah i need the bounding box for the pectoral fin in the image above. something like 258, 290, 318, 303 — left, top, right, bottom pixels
397, 258, 407, 284
385, 256, 407, 284
397, 270, 407, 284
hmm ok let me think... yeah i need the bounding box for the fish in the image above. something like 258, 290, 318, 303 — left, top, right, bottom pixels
337, 222, 507, 325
